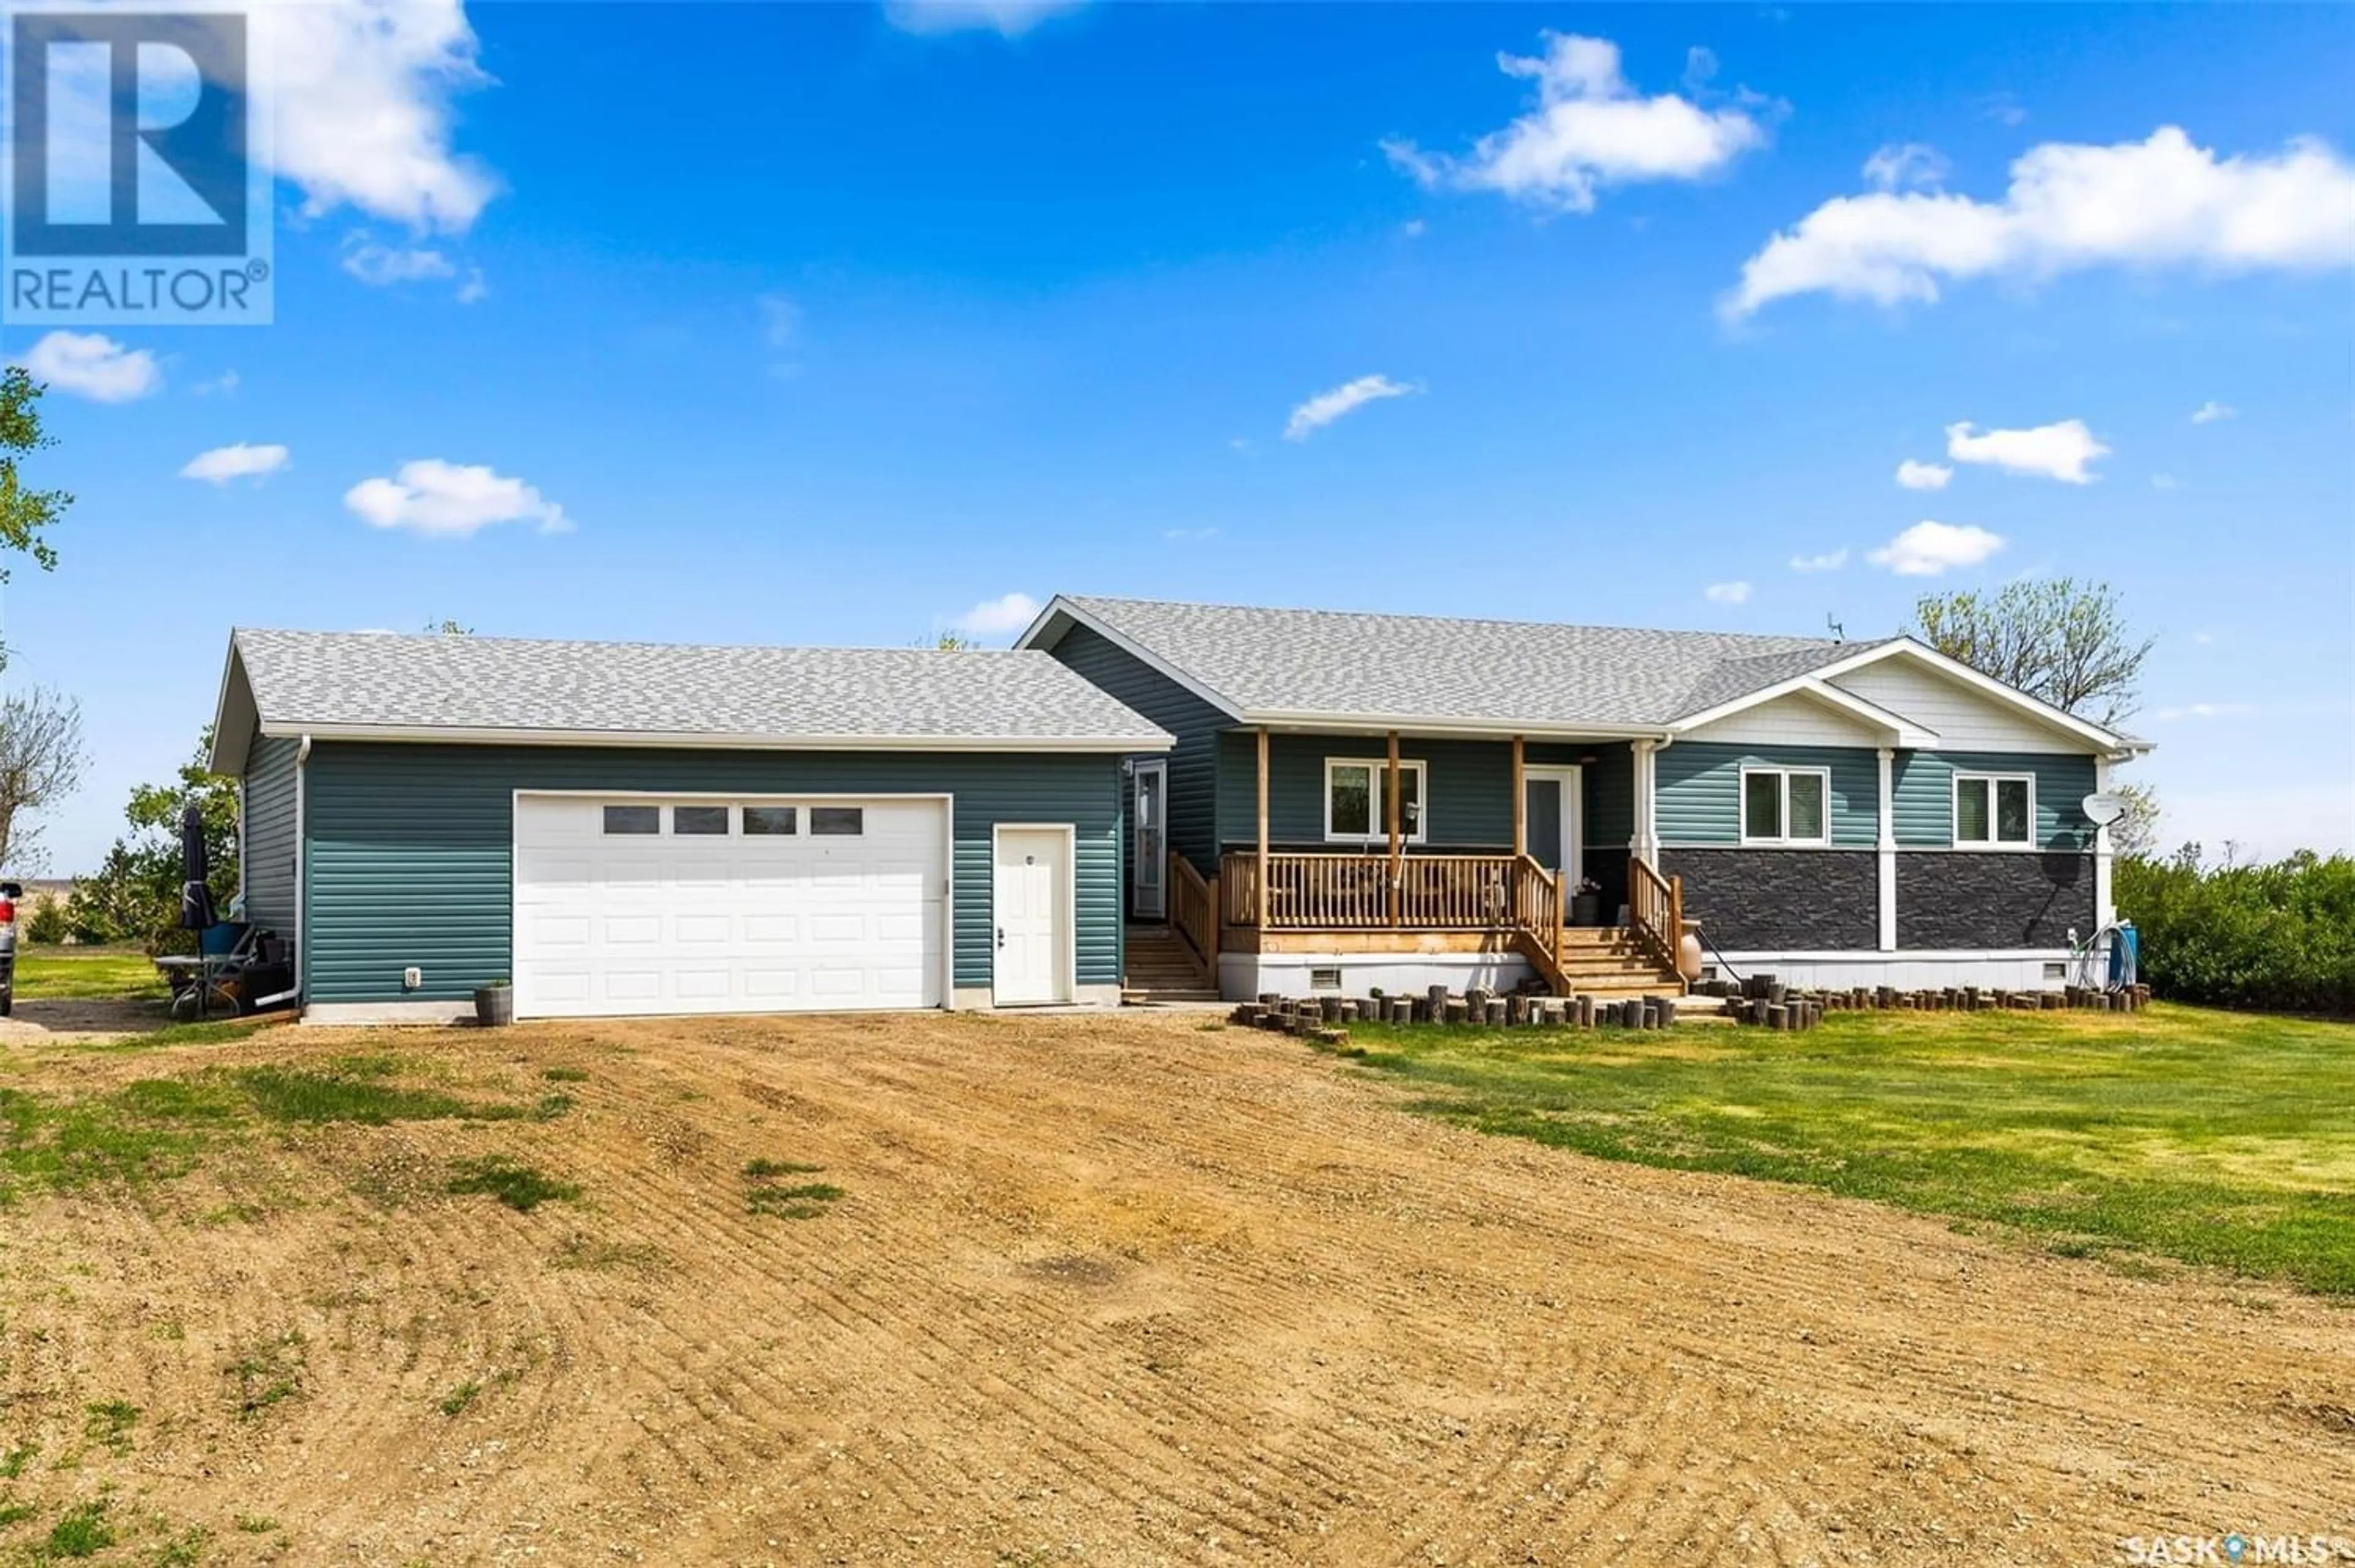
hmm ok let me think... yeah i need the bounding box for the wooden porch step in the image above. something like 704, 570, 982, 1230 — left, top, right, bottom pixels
1124, 925, 1212, 1002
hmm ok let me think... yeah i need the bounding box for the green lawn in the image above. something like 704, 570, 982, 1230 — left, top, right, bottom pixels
1334, 1004, 2355, 1295
12, 945, 169, 1001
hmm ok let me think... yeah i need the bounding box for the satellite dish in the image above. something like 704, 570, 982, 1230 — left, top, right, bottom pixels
2081, 792, 2130, 827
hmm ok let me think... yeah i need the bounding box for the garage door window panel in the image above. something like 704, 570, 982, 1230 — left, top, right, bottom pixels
811, 807, 865, 836
603, 805, 659, 835
673, 805, 731, 835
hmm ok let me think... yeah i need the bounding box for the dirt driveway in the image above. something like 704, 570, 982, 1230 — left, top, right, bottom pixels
1, 1011, 2347, 1566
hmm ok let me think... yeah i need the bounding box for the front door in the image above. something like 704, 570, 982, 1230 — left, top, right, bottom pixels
1523, 767, 1584, 887
994, 827, 1071, 1006
1131, 760, 1166, 920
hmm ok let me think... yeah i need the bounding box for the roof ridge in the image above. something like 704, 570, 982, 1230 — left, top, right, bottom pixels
1064, 594, 1850, 648
234, 627, 1046, 658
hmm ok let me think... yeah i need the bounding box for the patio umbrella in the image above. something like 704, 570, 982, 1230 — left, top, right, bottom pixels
179, 803, 215, 932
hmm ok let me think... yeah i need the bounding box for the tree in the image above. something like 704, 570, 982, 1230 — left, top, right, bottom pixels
2109, 779, 2161, 860
1909, 578, 2153, 726
424, 619, 473, 635
0, 365, 73, 663
0, 687, 84, 876
66, 731, 240, 950
922, 631, 976, 650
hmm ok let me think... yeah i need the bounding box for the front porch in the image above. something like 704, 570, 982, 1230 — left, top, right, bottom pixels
1143, 728, 1688, 1001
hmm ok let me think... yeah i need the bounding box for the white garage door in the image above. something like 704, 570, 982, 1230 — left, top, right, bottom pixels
513, 794, 947, 1019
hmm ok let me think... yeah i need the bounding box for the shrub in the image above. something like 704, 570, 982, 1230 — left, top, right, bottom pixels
2116, 848, 2355, 1015
23, 893, 67, 944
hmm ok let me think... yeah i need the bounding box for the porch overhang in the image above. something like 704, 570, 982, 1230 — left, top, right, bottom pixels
1236, 711, 1674, 743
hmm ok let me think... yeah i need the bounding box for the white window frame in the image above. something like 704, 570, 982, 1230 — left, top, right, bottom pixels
1322, 757, 1427, 845
1952, 771, 2037, 849
1738, 765, 1833, 847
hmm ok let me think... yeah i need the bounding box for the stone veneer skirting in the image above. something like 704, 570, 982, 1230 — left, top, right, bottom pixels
1897, 851, 2094, 949
1661, 848, 1880, 952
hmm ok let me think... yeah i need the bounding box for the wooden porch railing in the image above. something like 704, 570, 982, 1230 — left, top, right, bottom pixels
1627, 855, 1685, 975
1220, 849, 1573, 988
1168, 851, 1217, 977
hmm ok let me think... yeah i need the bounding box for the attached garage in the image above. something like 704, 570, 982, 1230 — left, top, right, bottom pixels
210, 631, 1170, 1023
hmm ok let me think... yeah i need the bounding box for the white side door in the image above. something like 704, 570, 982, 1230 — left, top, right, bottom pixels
992, 826, 1070, 1006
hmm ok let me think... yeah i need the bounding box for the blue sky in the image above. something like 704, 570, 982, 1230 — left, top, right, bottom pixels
6, 1, 2353, 873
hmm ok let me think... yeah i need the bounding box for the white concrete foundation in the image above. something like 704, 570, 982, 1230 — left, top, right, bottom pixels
1709, 950, 2074, 992
952, 983, 1124, 1011
302, 1000, 475, 1026
1219, 951, 1536, 1003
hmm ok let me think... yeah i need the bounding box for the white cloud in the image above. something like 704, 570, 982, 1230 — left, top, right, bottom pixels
1163, 527, 1220, 542
1703, 580, 1752, 605
1945, 418, 2109, 483
1725, 127, 2355, 317
1382, 31, 1768, 213
2191, 630, 2214, 646
2154, 702, 2256, 722
882, 0, 1087, 36
340, 232, 457, 286
191, 369, 240, 397
1862, 141, 1949, 192
1895, 458, 1952, 491
948, 592, 1042, 637
15, 331, 161, 402
259, 2, 499, 233
2190, 399, 2236, 424
179, 442, 289, 484
1284, 374, 1417, 441
2150, 473, 2179, 490
456, 269, 488, 305
1788, 548, 1848, 573
757, 293, 802, 350
1867, 520, 2005, 576
345, 459, 571, 538
1400, 218, 1426, 239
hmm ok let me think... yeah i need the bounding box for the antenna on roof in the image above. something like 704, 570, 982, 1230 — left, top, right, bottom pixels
1825, 613, 1845, 644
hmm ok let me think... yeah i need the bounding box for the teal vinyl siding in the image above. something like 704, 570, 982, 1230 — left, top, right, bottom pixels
1211, 732, 1636, 853
1655, 742, 1879, 848
1891, 751, 2096, 850
1216, 732, 1520, 847
1047, 625, 1225, 874
241, 735, 301, 937
302, 742, 1124, 1004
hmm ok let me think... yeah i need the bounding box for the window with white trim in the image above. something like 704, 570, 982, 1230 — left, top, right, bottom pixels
1739, 767, 1831, 846
1324, 758, 1425, 844
1954, 773, 2035, 847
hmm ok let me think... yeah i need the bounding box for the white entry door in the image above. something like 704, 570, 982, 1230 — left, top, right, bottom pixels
1523, 766, 1584, 885
992, 826, 1071, 1006
512, 794, 946, 1019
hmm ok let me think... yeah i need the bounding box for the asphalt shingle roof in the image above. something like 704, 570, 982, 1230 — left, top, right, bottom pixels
1055, 597, 1895, 730
228, 629, 1173, 748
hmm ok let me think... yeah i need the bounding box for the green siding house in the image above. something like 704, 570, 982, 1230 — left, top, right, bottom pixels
213, 594, 2150, 1022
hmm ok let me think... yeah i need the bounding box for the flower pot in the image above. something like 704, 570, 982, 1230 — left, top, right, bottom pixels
474, 984, 514, 1028
1569, 894, 1603, 927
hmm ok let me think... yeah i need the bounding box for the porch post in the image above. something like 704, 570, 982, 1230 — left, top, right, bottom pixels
1386, 729, 1402, 927
1511, 736, 1526, 859
1256, 726, 1271, 934
1877, 746, 1898, 951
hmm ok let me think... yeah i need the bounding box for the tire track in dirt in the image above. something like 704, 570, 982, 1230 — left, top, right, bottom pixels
2, 1011, 2349, 1567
